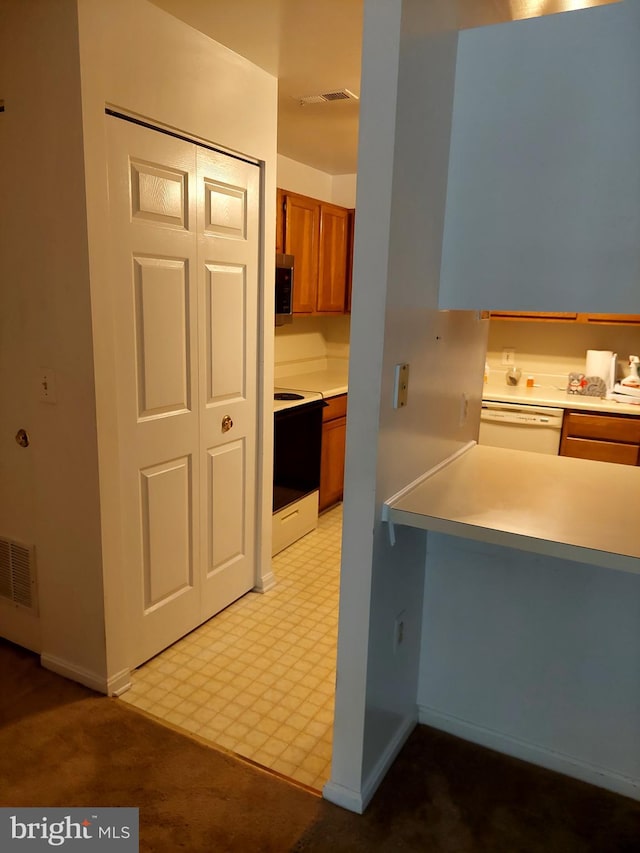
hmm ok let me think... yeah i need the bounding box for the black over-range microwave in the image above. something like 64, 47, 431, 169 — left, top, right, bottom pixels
275, 253, 294, 326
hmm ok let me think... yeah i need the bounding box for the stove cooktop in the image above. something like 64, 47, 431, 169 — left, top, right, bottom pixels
273, 387, 323, 412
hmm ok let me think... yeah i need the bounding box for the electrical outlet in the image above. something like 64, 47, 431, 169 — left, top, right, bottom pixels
501, 348, 516, 366
393, 610, 406, 653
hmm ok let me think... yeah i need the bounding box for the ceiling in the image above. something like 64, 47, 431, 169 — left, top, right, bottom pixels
150, 0, 363, 175
150, 0, 619, 176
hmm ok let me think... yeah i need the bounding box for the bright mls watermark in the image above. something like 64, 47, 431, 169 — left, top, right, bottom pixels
0, 808, 138, 851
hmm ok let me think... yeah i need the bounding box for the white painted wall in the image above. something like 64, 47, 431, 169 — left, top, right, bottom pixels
418, 536, 640, 798
277, 154, 333, 202
486, 319, 640, 385
277, 154, 357, 207
0, 0, 277, 692
0, 0, 106, 671
326, 0, 487, 813
332, 174, 358, 209
440, 0, 640, 313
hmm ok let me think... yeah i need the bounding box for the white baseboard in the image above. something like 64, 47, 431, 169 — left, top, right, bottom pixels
253, 570, 276, 594
107, 667, 132, 697
419, 705, 640, 802
322, 780, 367, 814
41, 654, 130, 697
324, 714, 416, 814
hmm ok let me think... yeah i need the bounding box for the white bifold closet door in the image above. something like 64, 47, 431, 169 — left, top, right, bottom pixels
107, 116, 259, 667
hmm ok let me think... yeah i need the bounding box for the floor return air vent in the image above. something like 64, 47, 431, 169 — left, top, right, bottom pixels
0, 537, 37, 612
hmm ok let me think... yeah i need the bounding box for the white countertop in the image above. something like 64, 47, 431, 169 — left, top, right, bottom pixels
275, 367, 349, 399
483, 383, 640, 416
383, 443, 640, 574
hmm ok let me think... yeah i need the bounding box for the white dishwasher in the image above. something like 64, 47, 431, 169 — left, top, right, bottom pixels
479, 400, 564, 455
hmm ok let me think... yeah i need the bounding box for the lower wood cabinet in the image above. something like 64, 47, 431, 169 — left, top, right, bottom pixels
319, 394, 347, 511
490, 312, 640, 325
559, 410, 640, 465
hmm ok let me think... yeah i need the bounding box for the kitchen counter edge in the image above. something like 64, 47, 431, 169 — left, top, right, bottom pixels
483, 386, 640, 416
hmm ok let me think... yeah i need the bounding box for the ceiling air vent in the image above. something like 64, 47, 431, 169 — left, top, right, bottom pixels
0, 537, 37, 612
296, 89, 359, 106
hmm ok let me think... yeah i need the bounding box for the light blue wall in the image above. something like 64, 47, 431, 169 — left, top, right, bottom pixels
440, 1, 640, 313
418, 535, 640, 794
328, 0, 488, 813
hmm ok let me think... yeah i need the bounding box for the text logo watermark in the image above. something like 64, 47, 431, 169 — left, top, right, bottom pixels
0, 808, 138, 851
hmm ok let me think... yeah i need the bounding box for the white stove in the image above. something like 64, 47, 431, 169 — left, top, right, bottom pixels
273, 387, 324, 413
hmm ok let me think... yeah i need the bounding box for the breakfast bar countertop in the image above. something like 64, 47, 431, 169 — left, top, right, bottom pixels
382, 443, 640, 575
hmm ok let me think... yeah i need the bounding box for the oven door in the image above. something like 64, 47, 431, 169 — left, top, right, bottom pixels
273, 399, 325, 512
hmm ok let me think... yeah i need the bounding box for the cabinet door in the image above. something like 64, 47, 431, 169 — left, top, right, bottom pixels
345, 209, 355, 314
579, 314, 640, 326
319, 415, 347, 511
490, 312, 578, 321
317, 203, 349, 313
283, 192, 319, 314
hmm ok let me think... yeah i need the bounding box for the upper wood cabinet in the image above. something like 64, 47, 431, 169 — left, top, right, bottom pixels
489, 313, 640, 326
277, 189, 352, 315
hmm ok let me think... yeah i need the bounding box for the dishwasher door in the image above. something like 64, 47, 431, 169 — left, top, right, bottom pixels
479, 401, 564, 455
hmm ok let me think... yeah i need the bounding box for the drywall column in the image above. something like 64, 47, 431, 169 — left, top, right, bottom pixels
0, 0, 108, 685
326, 0, 487, 812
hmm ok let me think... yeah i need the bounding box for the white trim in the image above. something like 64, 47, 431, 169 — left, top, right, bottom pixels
107, 667, 133, 697
418, 705, 640, 802
0, 598, 41, 653
322, 780, 367, 814
381, 441, 476, 522
41, 654, 131, 697
323, 714, 417, 814
252, 570, 276, 594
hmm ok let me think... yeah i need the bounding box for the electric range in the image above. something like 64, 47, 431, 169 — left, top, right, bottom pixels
272, 386, 325, 556
273, 387, 324, 412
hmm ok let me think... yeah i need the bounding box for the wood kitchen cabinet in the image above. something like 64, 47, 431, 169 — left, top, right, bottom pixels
319, 394, 347, 511
277, 189, 352, 315
559, 410, 640, 466
490, 313, 640, 326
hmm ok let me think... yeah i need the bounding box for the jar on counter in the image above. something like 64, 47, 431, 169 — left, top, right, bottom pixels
505, 366, 522, 386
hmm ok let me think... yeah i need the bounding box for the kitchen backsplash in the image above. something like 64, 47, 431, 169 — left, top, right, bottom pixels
274, 315, 350, 379
486, 319, 640, 388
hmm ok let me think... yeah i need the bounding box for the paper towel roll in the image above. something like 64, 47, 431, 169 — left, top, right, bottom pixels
585, 350, 616, 392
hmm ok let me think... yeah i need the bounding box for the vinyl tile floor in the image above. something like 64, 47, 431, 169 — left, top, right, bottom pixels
119, 503, 342, 791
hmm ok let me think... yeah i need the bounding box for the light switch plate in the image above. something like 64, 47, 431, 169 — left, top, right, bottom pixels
393, 363, 409, 409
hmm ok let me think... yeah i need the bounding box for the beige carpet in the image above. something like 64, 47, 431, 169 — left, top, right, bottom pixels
1, 639, 639, 852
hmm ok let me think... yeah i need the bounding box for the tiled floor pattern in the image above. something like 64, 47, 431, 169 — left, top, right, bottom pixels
120, 503, 342, 791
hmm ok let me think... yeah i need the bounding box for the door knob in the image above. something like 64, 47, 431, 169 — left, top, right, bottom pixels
221, 415, 233, 433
